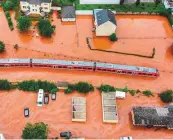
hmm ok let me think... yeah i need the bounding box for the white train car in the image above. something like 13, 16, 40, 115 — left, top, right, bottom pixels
95, 62, 159, 77
32, 59, 95, 71
0, 58, 31, 68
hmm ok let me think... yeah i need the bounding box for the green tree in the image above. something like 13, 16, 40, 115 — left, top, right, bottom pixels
155, 0, 161, 6
22, 122, 48, 139
0, 41, 5, 52
120, 0, 124, 5
0, 79, 12, 90
17, 16, 31, 32
109, 33, 118, 41
136, 0, 140, 6
142, 90, 153, 97
98, 84, 115, 92
37, 19, 55, 38
159, 90, 173, 103
75, 82, 94, 93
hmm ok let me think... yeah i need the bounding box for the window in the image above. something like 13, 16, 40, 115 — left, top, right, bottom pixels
44, 7, 48, 9
23, 6, 26, 8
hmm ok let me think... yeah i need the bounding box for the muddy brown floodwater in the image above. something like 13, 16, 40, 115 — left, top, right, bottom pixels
0, 8, 173, 139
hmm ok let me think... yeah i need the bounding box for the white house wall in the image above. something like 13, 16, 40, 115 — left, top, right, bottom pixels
41, 2, 52, 13
62, 18, 76, 22
20, 0, 52, 15
96, 21, 116, 36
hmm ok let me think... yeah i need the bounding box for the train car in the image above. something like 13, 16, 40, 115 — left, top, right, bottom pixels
32, 59, 95, 71
0, 58, 31, 68
95, 62, 159, 77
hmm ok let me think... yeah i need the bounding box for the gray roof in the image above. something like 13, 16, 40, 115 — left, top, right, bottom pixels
132, 107, 173, 129
21, 0, 51, 5
0, 59, 30, 64
95, 9, 116, 26
96, 62, 157, 73
32, 59, 94, 66
61, 6, 76, 18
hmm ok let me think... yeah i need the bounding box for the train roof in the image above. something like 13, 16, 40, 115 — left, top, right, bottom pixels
0, 59, 30, 63
96, 62, 157, 73
32, 59, 95, 66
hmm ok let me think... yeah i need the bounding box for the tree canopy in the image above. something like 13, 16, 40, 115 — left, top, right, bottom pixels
0, 41, 5, 52
159, 90, 173, 103
109, 33, 118, 41
22, 122, 48, 139
37, 19, 55, 38
17, 16, 31, 32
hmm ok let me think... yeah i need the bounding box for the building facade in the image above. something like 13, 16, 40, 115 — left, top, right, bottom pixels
93, 9, 117, 36
20, 0, 52, 16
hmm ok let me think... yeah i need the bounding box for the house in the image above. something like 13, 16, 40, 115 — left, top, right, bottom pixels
61, 6, 76, 22
20, 0, 52, 16
131, 106, 173, 129
93, 9, 117, 36
164, 0, 173, 11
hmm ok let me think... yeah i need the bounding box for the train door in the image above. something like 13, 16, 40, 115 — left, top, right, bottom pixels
68, 66, 72, 70
117, 70, 121, 74
5, 64, 9, 67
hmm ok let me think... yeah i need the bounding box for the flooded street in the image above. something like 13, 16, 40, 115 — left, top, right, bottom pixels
0, 7, 173, 139
0, 89, 172, 139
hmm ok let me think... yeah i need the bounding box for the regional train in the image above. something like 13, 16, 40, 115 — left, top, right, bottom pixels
0, 58, 159, 77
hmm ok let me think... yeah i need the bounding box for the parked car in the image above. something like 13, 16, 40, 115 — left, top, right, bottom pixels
24, 107, 29, 117
44, 94, 49, 104
51, 93, 56, 100
60, 131, 72, 138
120, 136, 132, 140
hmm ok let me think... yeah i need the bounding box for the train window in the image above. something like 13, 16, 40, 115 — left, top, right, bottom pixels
97, 68, 101, 70
127, 72, 132, 74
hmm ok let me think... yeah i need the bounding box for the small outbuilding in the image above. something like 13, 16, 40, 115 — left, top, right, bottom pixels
61, 6, 76, 22
115, 91, 126, 99
93, 9, 117, 36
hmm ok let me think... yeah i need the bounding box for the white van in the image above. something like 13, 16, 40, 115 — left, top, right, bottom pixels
0, 134, 5, 140
37, 89, 44, 107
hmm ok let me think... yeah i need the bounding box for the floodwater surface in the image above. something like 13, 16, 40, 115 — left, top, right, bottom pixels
0, 8, 173, 139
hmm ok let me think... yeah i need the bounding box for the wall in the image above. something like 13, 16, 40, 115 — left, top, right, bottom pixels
62, 18, 76, 21
96, 21, 116, 36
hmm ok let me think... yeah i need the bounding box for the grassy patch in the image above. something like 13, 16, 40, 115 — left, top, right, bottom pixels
75, 0, 165, 12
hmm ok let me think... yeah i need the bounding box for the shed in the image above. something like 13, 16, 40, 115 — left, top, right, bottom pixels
72, 97, 86, 122
115, 91, 126, 99
56, 81, 69, 89
102, 92, 118, 123
61, 6, 76, 22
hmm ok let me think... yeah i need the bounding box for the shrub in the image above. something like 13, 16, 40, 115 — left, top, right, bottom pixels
37, 19, 55, 37
50, 88, 59, 94
98, 84, 115, 92
17, 16, 31, 32
0, 79, 12, 90
129, 90, 136, 96
64, 88, 73, 94
136, 89, 141, 94
136, 0, 140, 6
0, 41, 5, 52
75, 81, 94, 93
109, 33, 118, 41
22, 122, 48, 139
142, 90, 153, 97
159, 90, 173, 103
5, 11, 10, 17
18, 80, 58, 93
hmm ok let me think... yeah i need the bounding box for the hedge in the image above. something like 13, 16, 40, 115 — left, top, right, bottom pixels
1, 2, 14, 31
65, 82, 94, 94
86, 38, 156, 58
98, 84, 128, 93
0, 79, 12, 90
18, 80, 58, 93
